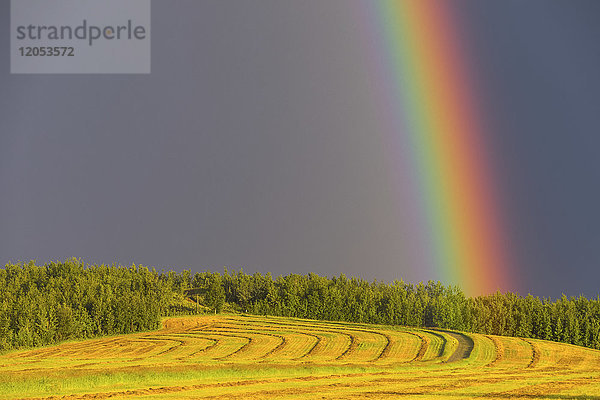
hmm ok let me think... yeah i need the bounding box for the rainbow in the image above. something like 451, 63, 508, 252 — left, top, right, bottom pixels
363, 1, 515, 296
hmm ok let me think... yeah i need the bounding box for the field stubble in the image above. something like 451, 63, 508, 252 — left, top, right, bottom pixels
1, 314, 600, 399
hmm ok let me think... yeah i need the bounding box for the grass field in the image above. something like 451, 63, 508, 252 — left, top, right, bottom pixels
1, 314, 600, 399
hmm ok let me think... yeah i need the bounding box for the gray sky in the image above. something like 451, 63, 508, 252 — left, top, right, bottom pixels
1, 0, 600, 298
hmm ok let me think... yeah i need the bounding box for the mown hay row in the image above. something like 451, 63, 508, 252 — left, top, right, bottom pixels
3, 315, 600, 400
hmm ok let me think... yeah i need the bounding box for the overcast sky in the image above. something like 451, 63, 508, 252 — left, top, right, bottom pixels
1, 1, 600, 298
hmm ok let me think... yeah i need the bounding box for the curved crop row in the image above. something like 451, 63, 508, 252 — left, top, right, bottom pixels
2, 315, 600, 400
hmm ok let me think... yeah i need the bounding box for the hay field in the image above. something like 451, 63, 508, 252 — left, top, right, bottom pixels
1, 314, 600, 399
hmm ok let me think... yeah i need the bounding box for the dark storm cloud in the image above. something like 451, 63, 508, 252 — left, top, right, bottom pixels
1, 0, 600, 298
457, 0, 600, 296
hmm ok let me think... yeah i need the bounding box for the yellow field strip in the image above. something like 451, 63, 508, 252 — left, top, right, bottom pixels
1, 314, 600, 400
216, 316, 424, 363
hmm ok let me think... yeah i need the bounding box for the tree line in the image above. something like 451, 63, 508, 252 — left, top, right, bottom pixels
1, 260, 599, 352
199, 269, 600, 350
0, 259, 193, 351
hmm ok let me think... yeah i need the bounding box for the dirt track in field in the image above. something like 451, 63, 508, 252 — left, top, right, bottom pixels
441, 330, 475, 362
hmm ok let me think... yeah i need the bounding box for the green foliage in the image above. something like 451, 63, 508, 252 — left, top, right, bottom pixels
201, 269, 600, 351
3, 259, 600, 352
0, 259, 177, 351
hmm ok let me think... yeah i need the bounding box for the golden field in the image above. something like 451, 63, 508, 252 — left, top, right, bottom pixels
1, 314, 600, 399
